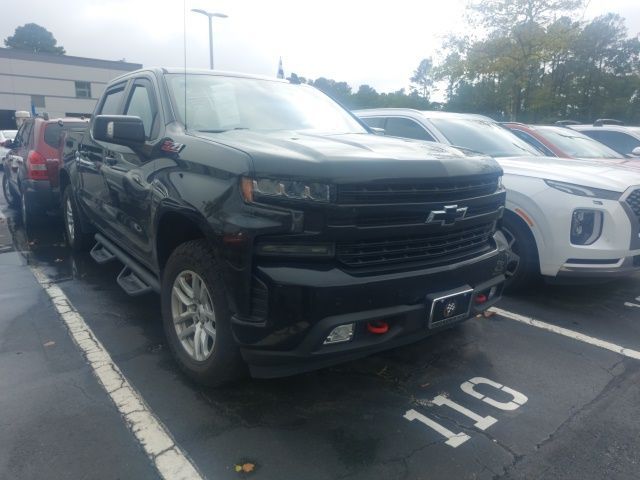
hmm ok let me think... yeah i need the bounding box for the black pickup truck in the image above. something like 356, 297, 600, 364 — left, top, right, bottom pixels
60, 68, 509, 385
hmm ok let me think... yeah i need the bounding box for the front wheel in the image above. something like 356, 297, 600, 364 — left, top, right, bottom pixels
161, 239, 245, 386
501, 217, 539, 292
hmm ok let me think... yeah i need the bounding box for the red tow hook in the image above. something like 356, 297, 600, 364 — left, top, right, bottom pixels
474, 294, 488, 304
367, 320, 389, 334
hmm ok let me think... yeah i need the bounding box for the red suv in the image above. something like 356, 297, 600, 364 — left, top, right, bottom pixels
2, 116, 87, 227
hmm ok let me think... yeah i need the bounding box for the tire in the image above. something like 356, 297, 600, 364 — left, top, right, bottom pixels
501, 215, 539, 292
20, 188, 40, 230
161, 239, 245, 386
2, 173, 18, 208
62, 185, 93, 251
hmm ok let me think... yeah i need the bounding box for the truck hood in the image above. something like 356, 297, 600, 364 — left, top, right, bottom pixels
195, 130, 502, 182
499, 155, 640, 192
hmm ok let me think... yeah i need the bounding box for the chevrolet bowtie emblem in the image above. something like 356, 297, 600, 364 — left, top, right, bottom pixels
426, 205, 468, 225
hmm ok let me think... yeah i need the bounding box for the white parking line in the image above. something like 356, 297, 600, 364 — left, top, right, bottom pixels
30, 267, 204, 480
491, 307, 640, 361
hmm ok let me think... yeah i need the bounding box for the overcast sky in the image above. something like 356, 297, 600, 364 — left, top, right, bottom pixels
2, 0, 639, 98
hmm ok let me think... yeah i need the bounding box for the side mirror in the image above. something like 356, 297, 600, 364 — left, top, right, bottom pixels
93, 115, 146, 146
370, 127, 386, 136
631, 146, 640, 157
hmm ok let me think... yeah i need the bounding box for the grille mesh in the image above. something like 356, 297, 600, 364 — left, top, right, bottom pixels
625, 189, 640, 218
336, 221, 495, 269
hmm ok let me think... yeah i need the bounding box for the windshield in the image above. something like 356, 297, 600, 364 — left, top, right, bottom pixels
2, 130, 17, 140
429, 118, 540, 157
166, 74, 366, 135
535, 126, 624, 159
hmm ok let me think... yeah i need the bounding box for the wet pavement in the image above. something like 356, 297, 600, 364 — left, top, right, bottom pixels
1, 172, 639, 480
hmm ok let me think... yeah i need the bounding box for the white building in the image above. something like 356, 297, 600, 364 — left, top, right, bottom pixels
0, 47, 141, 129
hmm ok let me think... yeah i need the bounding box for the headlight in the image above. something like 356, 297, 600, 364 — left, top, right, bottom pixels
571, 209, 603, 245
241, 177, 331, 203
544, 179, 621, 200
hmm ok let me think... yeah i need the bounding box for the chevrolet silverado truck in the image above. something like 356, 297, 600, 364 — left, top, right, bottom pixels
60, 68, 509, 385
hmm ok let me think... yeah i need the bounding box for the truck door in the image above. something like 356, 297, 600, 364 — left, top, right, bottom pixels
97, 77, 161, 265
77, 82, 128, 235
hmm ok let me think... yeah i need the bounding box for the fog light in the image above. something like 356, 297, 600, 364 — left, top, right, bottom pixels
474, 294, 487, 304
571, 209, 602, 245
324, 324, 354, 344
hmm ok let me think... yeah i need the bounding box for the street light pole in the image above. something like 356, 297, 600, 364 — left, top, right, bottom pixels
191, 9, 228, 70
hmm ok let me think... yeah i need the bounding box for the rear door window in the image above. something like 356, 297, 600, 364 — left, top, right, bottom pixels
44, 123, 87, 149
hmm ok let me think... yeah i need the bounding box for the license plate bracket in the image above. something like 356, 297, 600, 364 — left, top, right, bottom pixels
427, 288, 474, 328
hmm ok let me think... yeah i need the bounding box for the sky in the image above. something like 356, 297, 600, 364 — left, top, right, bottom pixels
2, 0, 639, 99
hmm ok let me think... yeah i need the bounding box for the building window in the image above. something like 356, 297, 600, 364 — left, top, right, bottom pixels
31, 95, 46, 108
75, 81, 92, 99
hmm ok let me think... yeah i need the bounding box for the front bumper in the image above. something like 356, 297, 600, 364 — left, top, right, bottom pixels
232, 232, 510, 378
557, 255, 640, 278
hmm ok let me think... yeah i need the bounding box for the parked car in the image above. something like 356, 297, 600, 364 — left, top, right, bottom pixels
60, 68, 510, 386
570, 121, 640, 158
356, 109, 640, 289
2, 117, 87, 227
502, 123, 629, 161
0, 129, 17, 163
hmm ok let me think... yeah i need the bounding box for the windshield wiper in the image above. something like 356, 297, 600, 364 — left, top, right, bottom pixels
197, 127, 249, 133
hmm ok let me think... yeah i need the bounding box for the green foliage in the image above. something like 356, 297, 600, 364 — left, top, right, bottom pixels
287, 73, 433, 110
439, 0, 640, 123
410, 58, 434, 99
4, 23, 65, 55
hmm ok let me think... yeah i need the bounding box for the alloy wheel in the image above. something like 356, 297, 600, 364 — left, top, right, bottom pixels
171, 270, 217, 362
501, 226, 521, 279
65, 197, 75, 242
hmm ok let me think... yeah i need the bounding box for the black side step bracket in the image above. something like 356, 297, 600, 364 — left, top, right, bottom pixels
90, 242, 116, 264
117, 266, 153, 296
92, 233, 161, 296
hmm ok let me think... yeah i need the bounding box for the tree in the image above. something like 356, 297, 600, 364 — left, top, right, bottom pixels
4, 23, 65, 55
410, 58, 434, 100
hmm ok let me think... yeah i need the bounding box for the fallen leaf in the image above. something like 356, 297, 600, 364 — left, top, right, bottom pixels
420, 383, 430, 388
483, 310, 496, 318
43, 341, 56, 347
234, 465, 243, 473
242, 463, 255, 473
54, 258, 63, 263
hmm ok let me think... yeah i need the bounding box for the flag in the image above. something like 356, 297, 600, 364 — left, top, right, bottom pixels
277, 57, 284, 79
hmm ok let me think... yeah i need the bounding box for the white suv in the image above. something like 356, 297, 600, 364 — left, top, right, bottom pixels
355, 109, 640, 289
569, 121, 640, 158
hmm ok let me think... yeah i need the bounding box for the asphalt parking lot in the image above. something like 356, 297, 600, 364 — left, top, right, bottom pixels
1, 178, 640, 480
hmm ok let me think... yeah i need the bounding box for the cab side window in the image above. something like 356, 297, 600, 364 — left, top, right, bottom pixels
98, 86, 125, 115
384, 117, 435, 141
124, 82, 157, 139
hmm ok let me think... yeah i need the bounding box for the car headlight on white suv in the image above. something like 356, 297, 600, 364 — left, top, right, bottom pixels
544, 179, 621, 200
571, 209, 603, 245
